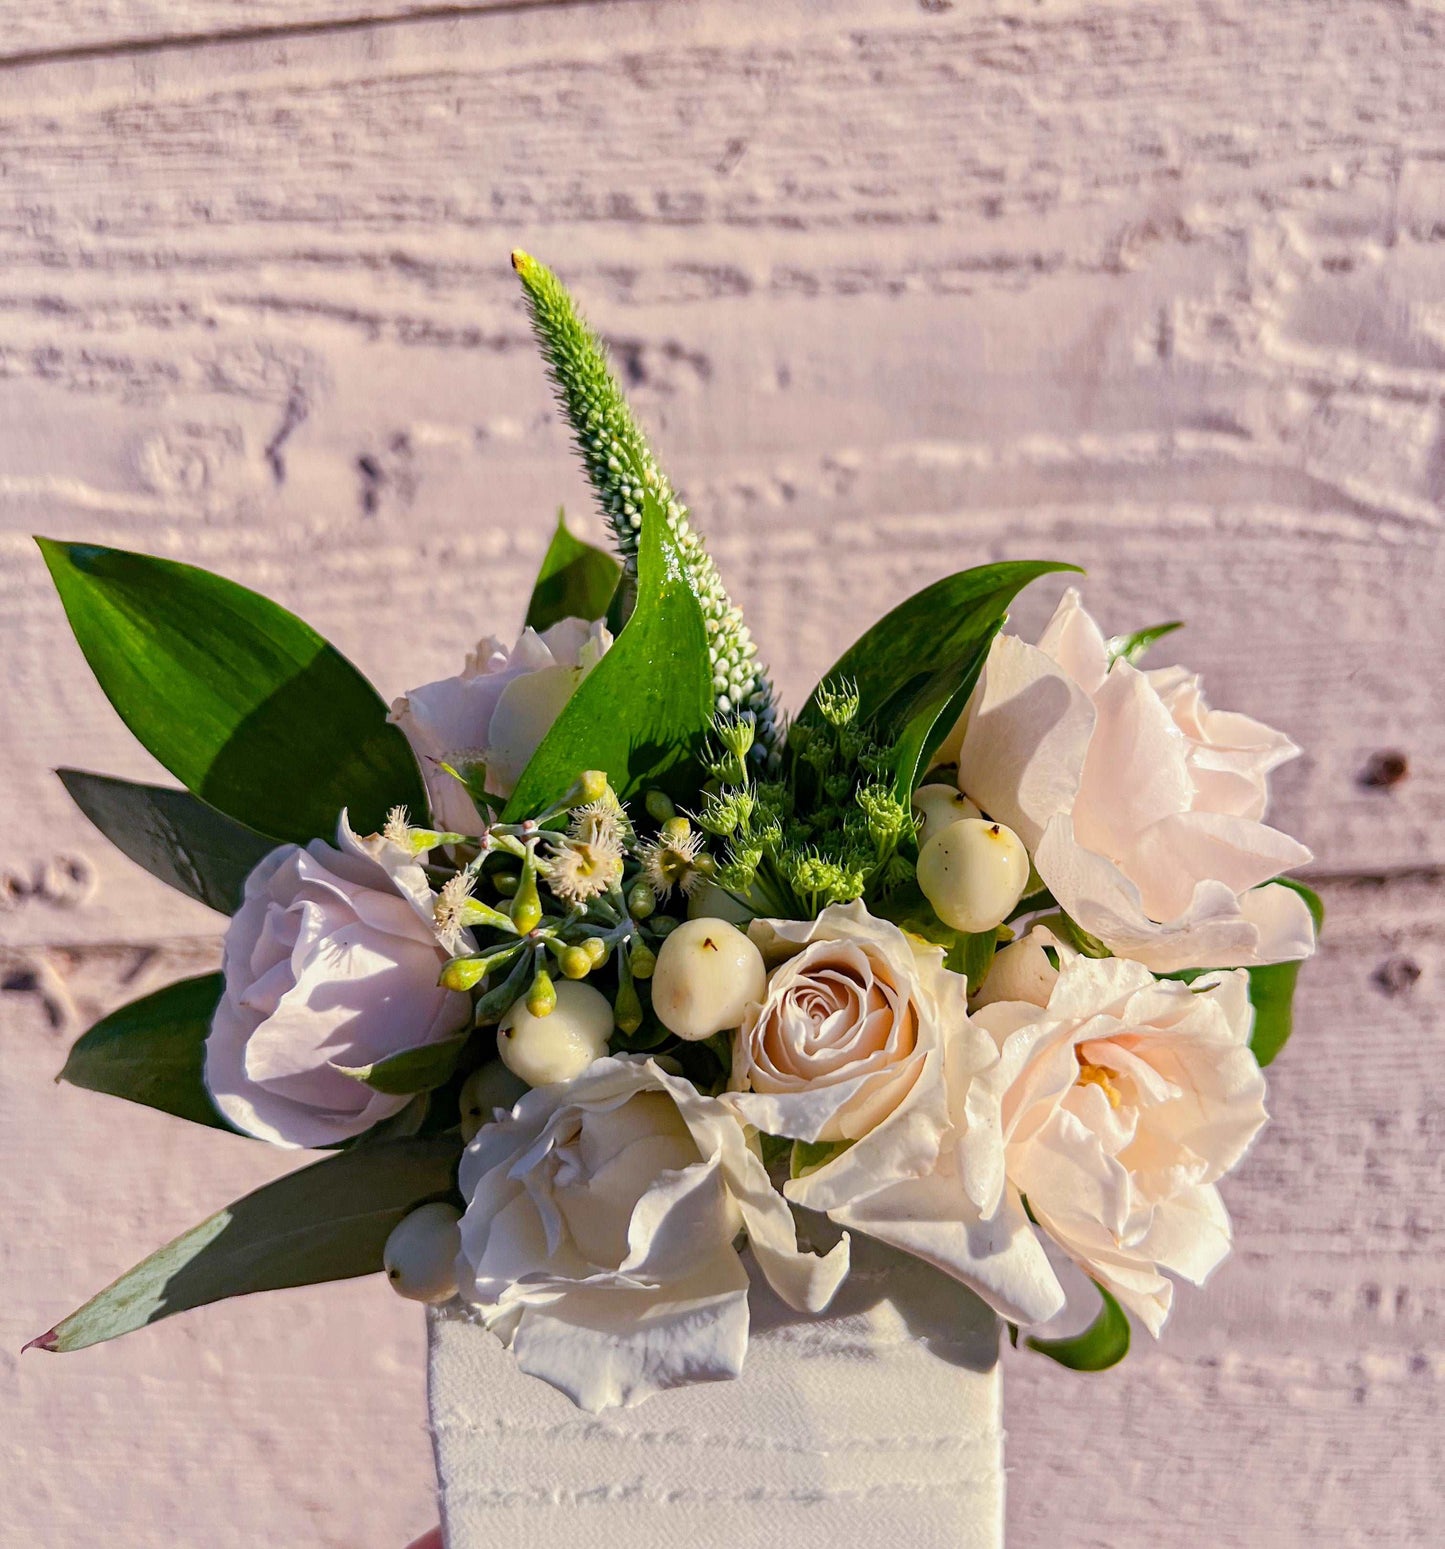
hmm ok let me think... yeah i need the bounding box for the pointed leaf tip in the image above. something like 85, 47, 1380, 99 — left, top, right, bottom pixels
511, 249, 533, 274
23, 1329, 59, 1354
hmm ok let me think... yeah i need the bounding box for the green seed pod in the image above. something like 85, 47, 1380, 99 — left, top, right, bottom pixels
526, 965, 557, 1017
627, 880, 657, 919
629, 941, 657, 980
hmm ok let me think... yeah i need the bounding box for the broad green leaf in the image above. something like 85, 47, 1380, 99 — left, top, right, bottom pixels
1247, 880, 1324, 1067
502, 493, 714, 818
791, 1139, 851, 1180
38, 540, 424, 843
58, 768, 277, 914
1025, 1281, 1131, 1371
525, 509, 622, 633
799, 561, 1080, 797
28, 1135, 461, 1353
1106, 619, 1184, 666
336, 1033, 470, 1095
874, 883, 999, 990
58, 973, 239, 1134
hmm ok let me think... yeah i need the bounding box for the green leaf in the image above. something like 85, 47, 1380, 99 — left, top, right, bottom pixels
1247, 880, 1324, 1067
873, 882, 999, 990
800, 561, 1080, 797
335, 1033, 470, 1095
790, 1139, 851, 1180
58, 973, 239, 1133
1107, 619, 1184, 666
525, 509, 622, 634
58, 769, 277, 914
27, 1135, 461, 1354
502, 493, 715, 818
37, 540, 424, 843
1025, 1281, 1131, 1371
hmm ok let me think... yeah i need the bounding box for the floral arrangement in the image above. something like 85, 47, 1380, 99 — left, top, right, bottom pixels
28, 254, 1320, 1417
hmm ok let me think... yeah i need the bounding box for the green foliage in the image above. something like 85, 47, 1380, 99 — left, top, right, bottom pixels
38, 540, 424, 843
1025, 1281, 1131, 1371
58, 974, 239, 1133
58, 769, 277, 915
335, 1033, 471, 1095
511, 251, 779, 756
525, 509, 621, 633
798, 560, 1080, 797
874, 883, 1000, 989
28, 1136, 461, 1354
1107, 619, 1184, 666
502, 494, 716, 818
1247, 880, 1324, 1067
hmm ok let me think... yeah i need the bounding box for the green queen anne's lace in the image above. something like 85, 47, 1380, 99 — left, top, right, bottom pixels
512, 251, 780, 761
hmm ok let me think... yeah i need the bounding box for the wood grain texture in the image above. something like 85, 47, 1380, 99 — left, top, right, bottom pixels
0, 0, 1440, 1544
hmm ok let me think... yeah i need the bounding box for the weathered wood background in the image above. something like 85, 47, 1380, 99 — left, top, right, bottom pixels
2, 1, 1441, 1544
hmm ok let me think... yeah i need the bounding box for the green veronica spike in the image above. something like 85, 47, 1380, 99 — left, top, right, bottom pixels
511, 250, 780, 761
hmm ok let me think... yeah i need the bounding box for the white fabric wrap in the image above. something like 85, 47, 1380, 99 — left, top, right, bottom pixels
428, 1237, 1003, 1549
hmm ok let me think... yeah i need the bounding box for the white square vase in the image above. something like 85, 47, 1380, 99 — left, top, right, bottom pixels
427, 1238, 1004, 1549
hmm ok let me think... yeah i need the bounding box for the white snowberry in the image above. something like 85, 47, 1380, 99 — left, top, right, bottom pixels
917, 818, 1030, 934
384, 1202, 463, 1304
911, 783, 982, 846
458, 1060, 530, 1140
497, 979, 613, 1086
651, 917, 767, 1042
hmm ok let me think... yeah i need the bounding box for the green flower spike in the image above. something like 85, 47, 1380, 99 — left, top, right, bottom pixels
511, 250, 781, 762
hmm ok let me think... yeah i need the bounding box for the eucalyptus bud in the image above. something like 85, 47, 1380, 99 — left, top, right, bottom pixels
627, 880, 657, 920
558, 944, 594, 980
629, 941, 657, 980
572, 769, 610, 806
645, 790, 677, 823
492, 870, 521, 898
613, 970, 644, 1036
439, 955, 489, 992
510, 849, 543, 935
525, 965, 557, 1017
581, 935, 609, 967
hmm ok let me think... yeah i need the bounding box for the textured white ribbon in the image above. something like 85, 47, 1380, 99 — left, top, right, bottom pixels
428, 1238, 1003, 1549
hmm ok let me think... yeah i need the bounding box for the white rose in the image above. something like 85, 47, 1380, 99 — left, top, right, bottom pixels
726, 901, 963, 1220
456, 1056, 849, 1412
204, 816, 471, 1148
836, 935, 1267, 1333
954, 587, 1314, 972
389, 617, 611, 833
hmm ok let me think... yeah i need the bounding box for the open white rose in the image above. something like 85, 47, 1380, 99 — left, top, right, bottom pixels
205, 816, 471, 1148
389, 617, 611, 834
836, 935, 1267, 1333
726, 901, 963, 1220
954, 588, 1314, 973
456, 1056, 849, 1412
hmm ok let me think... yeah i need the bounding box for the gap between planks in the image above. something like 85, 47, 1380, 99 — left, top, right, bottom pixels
0, 0, 638, 75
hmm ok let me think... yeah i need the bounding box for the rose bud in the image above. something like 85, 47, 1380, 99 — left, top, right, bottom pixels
911, 783, 982, 846
917, 818, 1030, 934
651, 917, 767, 1041
498, 979, 613, 1086
384, 1202, 463, 1304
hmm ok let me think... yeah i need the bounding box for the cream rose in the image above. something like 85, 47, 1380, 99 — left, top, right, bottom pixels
836, 935, 1267, 1333
726, 901, 963, 1220
204, 817, 471, 1149
954, 588, 1314, 972
456, 1056, 849, 1412
389, 617, 611, 834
